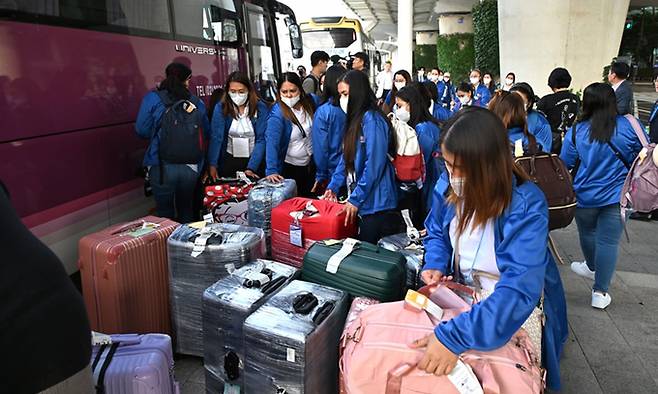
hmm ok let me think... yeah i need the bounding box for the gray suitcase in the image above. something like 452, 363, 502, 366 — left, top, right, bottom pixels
378, 233, 425, 290
247, 179, 297, 256
202, 260, 299, 393
167, 223, 265, 356
243, 280, 349, 394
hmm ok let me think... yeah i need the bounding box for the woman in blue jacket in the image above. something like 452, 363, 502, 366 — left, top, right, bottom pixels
510, 82, 553, 153
421, 81, 450, 122
450, 82, 474, 117
312, 65, 347, 193
135, 62, 211, 223
469, 69, 492, 107
383, 70, 412, 114
412, 107, 568, 391
207, 71, 268, 180
489, 90, 551, 153
560, 83, 643, 309
264, 72, 317, 196
395, 84, 442, 226
323, 70, 401, 243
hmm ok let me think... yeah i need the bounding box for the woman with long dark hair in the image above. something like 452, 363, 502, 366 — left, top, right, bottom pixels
311, 65, 347, 193
502, 71, 516, 91
421, 80, 450, 121
482, 72, 496, 95
560, 82, 643, 309
265, 72, 317, 196
450, 82, 474, 116
383, 69, 412, 114
135, 62, 211, 223
395, 84, 442, 225
489, 90, 550, 153
510, 82, 553, 153
323, 70, 401, 243
207, 71, 268, 179
413, 107, 568, 391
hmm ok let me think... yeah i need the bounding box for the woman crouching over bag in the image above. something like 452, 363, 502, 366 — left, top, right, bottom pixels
413, 107, 568, 391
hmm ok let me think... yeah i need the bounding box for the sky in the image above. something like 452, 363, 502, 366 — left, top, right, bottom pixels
279, 0, 360, 24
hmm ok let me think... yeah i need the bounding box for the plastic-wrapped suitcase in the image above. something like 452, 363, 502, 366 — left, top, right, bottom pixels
243, 280, 349, 394
90, 333, 179, 394
247, 179, 297, 256
339, 297, 380, 394
167, 223, 265, 356
79, 216, 179, 335
203, 177, 254, 225
378, 233, 425, 291
271, 198, 357, 268
301, 238, 407, 301
202, 260, 300, 393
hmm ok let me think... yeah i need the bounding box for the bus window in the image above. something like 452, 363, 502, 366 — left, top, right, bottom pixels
173, 0, 240, 44
302, 28, 357, 49
245, 3, 275, 81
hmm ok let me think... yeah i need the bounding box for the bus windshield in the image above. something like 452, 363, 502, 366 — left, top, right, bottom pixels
302, 28, 356, 48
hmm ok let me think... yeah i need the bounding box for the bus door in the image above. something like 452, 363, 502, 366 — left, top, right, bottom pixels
243, 3, 278, 101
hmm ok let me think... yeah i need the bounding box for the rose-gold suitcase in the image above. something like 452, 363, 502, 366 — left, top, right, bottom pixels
79, 216, 179, 335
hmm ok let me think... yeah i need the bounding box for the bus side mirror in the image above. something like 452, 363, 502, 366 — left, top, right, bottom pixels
289, 23, 303, 58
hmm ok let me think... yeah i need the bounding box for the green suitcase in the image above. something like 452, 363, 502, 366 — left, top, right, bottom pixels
301, 239, 407, 302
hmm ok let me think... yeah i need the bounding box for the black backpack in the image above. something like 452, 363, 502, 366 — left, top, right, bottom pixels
156, 91, 205, 165
303, 74, 320, 94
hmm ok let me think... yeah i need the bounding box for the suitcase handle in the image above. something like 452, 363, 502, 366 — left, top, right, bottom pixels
260, 276, 287, 295
312, 302, 335, 325
110, 220, 158, 236
292, 292, 319, 315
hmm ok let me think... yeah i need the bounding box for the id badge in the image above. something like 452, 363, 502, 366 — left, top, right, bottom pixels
290, 223, 303, 247
232, 136, 250, 158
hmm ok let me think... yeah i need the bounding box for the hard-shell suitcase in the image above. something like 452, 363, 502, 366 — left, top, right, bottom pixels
247, 179, 297, 256
203, 177, 254, 225
243, 280, 349, 394
301, 239, 407, 302
271, 198, 357, 268
91, 333, 179, 394
79, 216, 179, 335
167, 223, 265, 356
378, 233, 425, 291
202, 260, 300, 393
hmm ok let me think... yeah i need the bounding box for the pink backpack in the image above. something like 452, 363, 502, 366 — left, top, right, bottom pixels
340, 283, 544, 394
620, 115, 658, 215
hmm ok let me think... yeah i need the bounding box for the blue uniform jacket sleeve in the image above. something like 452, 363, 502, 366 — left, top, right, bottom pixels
479, 86, 492, 107
208, 102, 226, 168
385, 91, 392, 106
328, 155, 347, 193
416, 123, 437, 170
422, 174, 452, 273
559, 126, 578, 169
529, 111, 553, 153
347, 114, 388, 209
247, 100, 269, 171
312, 105, 331, 182
135, 92, 159, 139
265, 105, 285, 176
435, 186, 549, 353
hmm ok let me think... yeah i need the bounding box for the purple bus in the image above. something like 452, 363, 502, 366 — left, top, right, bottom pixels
0, 0, 303, 276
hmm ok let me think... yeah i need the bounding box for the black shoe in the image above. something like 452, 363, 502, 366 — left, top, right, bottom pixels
652, 210, 658, 221
630, 212, 652, 221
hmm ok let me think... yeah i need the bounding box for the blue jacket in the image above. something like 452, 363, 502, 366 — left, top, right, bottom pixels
135, 91, 211, 168
328, 110, 399, 215
265, 95, 319, 175
473, 84, 491, 107
508, 124, 552, 154
208, 100, 269, 172
416, 121, 442, 212
527, 110, 553, 153
441, 83, 455, 107
423, 174, 568, 391
560, 116, 643, 208
312, 100, 347, 182
431, 102, 451, 122
649, 100, 657, 144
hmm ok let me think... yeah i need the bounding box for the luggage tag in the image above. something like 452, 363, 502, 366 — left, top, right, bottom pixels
514, 139, 524, 158
125, 221, 160, 238
290, 219, 303, 247
91, 331, 112, 346
191, 227, 216, 258
236, 171, 254, 185
232, 137, 250, 158
326, 238, 359, 274
448, 360, 484, 394
188, 221, 207, 229
404, 290, 444, 320
203, 212, 215, 224
183, 101, 197, 113
401, 209, 421, 242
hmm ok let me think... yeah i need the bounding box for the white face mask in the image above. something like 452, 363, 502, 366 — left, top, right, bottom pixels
429, 75, 439, 83
458, 95, 470, 105
340, 95, 349, 113
470, 77, 480, 85
229, 92, 248, 107
438, 75, 445, 82
505, 78, 514, 86
450, 174, 465, 197
483, 77, 492, 85
394, 81, 406, 90
281, 94, 300, 108
395, 107, 411, 123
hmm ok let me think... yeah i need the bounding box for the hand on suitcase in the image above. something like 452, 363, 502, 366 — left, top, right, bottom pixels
203, 166, 220, 183
410, 333, 458, 376
340, 202, 358, 226
421, 269, 450, 285
265, 173, 284, 183
322, 189, 338, 202
244, 169, 260, 179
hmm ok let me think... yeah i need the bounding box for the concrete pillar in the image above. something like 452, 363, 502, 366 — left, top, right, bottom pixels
498, 0, 630, 96
397, 0, 414, 72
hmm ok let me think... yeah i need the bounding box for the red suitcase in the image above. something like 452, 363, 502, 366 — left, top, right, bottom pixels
79, 216, 178, 335
270, 198, 357, 267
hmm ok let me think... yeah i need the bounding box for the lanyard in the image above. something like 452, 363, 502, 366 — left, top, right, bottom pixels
450, 221, 487, 285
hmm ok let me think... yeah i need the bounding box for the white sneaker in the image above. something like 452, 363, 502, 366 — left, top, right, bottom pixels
591, 291, 612, 309
571, 261, 595, 281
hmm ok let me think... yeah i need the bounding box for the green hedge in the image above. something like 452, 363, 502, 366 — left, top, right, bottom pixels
473, 0, 499, 77
414, 44, 438, 71
437, 33, 475, 83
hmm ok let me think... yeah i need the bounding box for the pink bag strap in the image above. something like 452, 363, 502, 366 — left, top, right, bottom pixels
385, 363, 417, 394
624, 114, 649, 147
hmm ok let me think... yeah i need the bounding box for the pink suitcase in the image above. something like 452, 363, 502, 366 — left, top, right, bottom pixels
91, 333, 179, 394
79, 216, 179, 335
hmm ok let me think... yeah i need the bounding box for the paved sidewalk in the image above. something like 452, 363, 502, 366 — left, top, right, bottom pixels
176, 220, 658, 394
